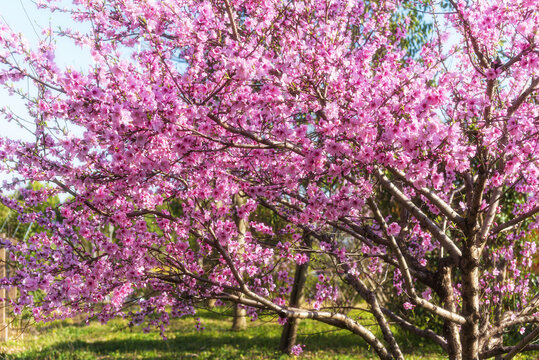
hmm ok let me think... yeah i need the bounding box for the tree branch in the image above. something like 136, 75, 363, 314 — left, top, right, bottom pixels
367, 199, 465, 325
490, 205, 539, 234
480, 344, 539, 359
223, 0, 239, 41
222, 290, 392, 359
373, 167, 462, 261
381, 307, 448, 351
507, 78, 539, 117
503, 326, 539, 360
388, 167, 465, 227
477, 187, 503, 248
207, 114, 303, 155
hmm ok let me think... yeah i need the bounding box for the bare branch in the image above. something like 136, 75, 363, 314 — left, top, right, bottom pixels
503, 326, 539, 360
367, 199, 465, 325
222, 292, 392, 359
477, 187, 503, 247
500, 46, 536, 73
342, 260, 404, 360
480, 344, 539, 359
491, 205, 539, 234
447, 0, 488, 68
207, 114, 303, 155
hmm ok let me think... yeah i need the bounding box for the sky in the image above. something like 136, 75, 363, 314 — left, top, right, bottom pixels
0, 0, 90, 142
0, 0, 91, 184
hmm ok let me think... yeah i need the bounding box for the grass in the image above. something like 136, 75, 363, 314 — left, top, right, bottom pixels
0, 309, 536, 359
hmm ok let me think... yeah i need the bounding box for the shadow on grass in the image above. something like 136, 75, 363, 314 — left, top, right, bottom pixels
4, 308, 445, 360
9, 327, 375, 360
11, 333, 277, 360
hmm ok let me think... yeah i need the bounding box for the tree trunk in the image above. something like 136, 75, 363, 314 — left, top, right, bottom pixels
231, 303, 247, 331
231, 193, 247, 331
280, 315, 300, 354
0, 247, 7, 341
280, 234, 311, 353
460, 246, 481, 360
493, 259, 506, 360
441, 265, 462, 360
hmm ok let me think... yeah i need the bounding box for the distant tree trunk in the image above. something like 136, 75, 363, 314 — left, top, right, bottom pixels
231, 303, 247, 331
0, 246, 7, 341
280, 233, 312, 353
231, 193, 247, 331
493, 259, 506, 360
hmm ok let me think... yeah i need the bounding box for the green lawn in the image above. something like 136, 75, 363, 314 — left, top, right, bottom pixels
0, 309, 535, 359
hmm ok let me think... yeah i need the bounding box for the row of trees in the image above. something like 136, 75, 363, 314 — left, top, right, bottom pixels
0, 0, 538, 359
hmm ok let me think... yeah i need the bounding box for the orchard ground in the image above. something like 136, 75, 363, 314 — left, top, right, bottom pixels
0, 309, 537, 360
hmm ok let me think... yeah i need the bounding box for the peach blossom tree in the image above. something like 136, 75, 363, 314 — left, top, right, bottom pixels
0, 1, 538, 359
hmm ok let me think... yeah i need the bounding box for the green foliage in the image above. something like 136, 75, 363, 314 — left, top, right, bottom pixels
0, 182, 60, 241
396, 1, 434, 58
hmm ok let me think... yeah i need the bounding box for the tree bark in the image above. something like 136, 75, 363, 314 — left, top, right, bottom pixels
231, 303, 247, 331
0, 247, 7, 341
231, 193, 247, 331
280, 234, 311, 354
460, 245, 481, 360
441, 265, 462, 360
493, 259, 506, 360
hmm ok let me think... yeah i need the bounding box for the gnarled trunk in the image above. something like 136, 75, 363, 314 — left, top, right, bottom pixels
460, 246, 481, 360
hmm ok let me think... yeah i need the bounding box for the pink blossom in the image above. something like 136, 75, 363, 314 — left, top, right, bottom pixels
387, 223, 401, 236
290, 344, 305, 356
485, 68, 501, 80
403, 302, 415, 310
422, 289, 432, 301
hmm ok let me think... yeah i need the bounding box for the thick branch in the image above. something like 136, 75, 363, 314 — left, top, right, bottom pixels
490, 205, 539, 234
204, 225, 393, 358
343, 260, 404, 360
480, 344, 539, 359
477, 187, 503, 247
500, 46, 536, 73
491, 295, 539, 336
374, 168, 462, 261
466, 172, 487, 236
222, 293, 392, 359
447, 0, 488, 68
389, 168, 465, 227
367, 199, 465, 325
507, 78, 539, 117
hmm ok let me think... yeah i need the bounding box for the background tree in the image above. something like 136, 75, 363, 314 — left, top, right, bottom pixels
0, 0, 538, 359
